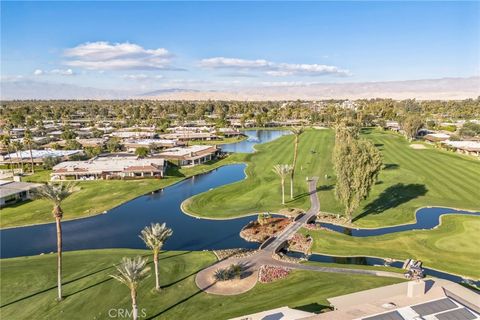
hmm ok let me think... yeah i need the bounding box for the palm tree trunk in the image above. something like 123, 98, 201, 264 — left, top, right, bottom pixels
154, 251, 160, 291
281, 179, 285, 205
55, 216, 63, 301
28, 143, 35, 174
130, 289, 138, 320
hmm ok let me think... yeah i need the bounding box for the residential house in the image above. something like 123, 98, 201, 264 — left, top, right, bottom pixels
0, 149, 83, 165
123, 139, 182, 152
0, 180, 43, 207
158, 145, 220, 166
51, 155, 166, 180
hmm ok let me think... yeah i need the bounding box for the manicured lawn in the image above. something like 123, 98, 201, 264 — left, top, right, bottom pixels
184, 129, 336, 218
0, 249, 404, 319
185, 128, 480, 228
0, 157, 243, 229
301, 215, 480, 279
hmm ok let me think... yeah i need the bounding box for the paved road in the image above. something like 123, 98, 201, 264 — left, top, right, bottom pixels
195, 177, 403, 295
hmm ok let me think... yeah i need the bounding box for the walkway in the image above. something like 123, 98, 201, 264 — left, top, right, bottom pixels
195, 177, 404, 295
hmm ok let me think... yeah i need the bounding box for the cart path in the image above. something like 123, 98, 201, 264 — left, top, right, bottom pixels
195, 177, 404, 295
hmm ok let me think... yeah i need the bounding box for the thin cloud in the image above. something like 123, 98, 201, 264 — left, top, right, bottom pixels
122, 74, 164, 81
199, 56, 350, 77
63, 41, 175, 70
33, 68, 75, 76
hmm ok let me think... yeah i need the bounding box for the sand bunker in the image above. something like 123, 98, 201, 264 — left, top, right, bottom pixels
410, 144, 427, 149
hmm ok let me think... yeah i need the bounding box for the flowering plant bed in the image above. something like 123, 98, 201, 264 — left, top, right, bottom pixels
240, 216, 291, 243
259, 265, 291, 283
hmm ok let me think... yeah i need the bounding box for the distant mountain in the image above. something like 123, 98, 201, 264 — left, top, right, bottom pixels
2, 77, 478, 100
138, 88, 200, 96
144, 77, 480, 101
0, 80, 134, 100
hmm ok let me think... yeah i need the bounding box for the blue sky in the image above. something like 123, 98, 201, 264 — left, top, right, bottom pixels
1, 1, 479, 91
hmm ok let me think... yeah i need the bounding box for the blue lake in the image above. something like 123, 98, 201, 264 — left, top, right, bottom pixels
1, 129, 478, 285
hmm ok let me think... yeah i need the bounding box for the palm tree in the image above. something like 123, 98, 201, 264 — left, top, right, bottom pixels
23, 129, 35, 173
0, 135, 15, 177
110, 257, 151, 320
290, 127, 304, 199
11, 140, 24, 173
35, 182, 77, 301
139, 223, 173, 291
272, 164, 293, 205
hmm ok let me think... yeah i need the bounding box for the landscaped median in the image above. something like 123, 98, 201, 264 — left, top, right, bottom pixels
300, 214, 480, 280
0, 155, 246, 229
0, 249, 405, 319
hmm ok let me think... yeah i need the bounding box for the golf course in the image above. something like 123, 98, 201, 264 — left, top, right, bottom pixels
0, 249, 404, 320
301, 214, 480, 279
184, 128, 480, 228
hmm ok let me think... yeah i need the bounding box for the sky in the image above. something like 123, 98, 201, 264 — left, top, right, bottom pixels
1, 1, 479, 93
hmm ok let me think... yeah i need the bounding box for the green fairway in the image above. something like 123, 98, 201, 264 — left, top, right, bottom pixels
183, 129, 336, 218
0, 157, 242, 229
185, 128, 480, 227
0, 249, 404, 319
301, 215, 480, 279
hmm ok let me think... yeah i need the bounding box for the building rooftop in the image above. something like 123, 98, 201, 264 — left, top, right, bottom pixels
4, 149, 82, 159
304, 279, 480, 320
159, 145, 216, 157
0, 180, 43, 198
52, 156, 165, 175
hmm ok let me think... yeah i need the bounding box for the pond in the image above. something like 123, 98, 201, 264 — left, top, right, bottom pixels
319, 207, 480, 237
0, 129, 291, 259
283, 251, 480, 287
0, 164, 258, 258
220, 129, 291, 153
1, 129, 478, 285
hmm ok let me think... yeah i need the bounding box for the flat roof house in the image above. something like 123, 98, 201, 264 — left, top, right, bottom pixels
111, 131, 156, 139
159, 132, 220, 141
0, 150, 83, 165
123, 139, 182, 152
51, 156, 166, 180
0, 180, 43, 207
158, 145, 220, 166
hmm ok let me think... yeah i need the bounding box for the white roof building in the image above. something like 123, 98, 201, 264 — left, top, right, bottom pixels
51, 156, 166, 180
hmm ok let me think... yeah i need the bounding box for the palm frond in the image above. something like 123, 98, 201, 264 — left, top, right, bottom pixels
109, 257, 151, 290
139, 223, 173, 252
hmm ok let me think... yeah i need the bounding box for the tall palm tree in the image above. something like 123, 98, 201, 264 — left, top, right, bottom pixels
35, 182, 77, 301
11, 140, 24, 172
272, 164, 293, 205
290, 127, 304, 199
23, 129, 35, 174
139, 223, 173, 291
0, 135, 15, 177
110, 257, 151, 320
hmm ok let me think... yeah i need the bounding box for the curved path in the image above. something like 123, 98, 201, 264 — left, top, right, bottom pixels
195, 177, 404, 295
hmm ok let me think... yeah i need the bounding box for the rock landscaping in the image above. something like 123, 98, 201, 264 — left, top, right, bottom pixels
240, 215, 291, 243
213, 248, 257, 261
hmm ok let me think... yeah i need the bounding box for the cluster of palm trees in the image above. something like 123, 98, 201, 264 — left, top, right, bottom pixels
272, 127, 304, 204
0, 129, 36, 175
35, 182, 173, 320
110, 222, 173, 320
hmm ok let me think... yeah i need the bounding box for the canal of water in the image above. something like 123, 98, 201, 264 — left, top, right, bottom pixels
1, 129, 478, 285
